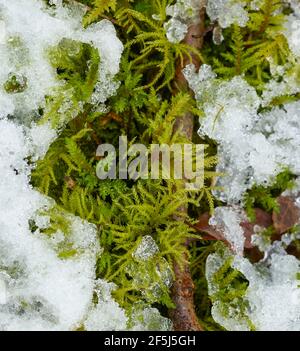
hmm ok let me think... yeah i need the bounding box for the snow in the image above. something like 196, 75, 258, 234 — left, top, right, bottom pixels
209, 207, 246, 255
262, 70, 300, 107
84, 281, 128, 331
206, 245, 300, 331
0, 0, 126, 331
0, 0, 123, 125
206, 0, 249, 28
166, 0, 202, 24
234, 253, 300, 331
84, 280, 173, 331
133, 235, 159, 261
0, 119, 100, 331
184, 64, 300, 203
130, 307, 173, 331
164, 0, 202, 43
164, 18, 188, 43
166, 0, 250, 30
284, 13, 300, 57
164, 0, 248, 43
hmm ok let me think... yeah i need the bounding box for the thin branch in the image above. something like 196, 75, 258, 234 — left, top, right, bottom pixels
169, 4, 207, 332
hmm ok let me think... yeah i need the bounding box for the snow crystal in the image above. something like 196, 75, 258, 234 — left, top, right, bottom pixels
165, 0, 249, 41
133, 235, 159, 261
164, 18, 188, 43
130, 307, 173, 331
252, 225, 300, 259
185, 65, 300, 203
206, 246, 300, 331
84, 281, 128, 331
209, 207, 246, 255
166, 0, 203, 24
262, 69, 300, 106
164, 0, 202, 43
206, 250, 252, 331
126, 256, 173, 304
206, 0, 249, 28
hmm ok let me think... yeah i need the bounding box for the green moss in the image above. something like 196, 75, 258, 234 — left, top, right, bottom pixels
244, 169, 296, 221
30, 0, 300, 328
4, 73, 27, 94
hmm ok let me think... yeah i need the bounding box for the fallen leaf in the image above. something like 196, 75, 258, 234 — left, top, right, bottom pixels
194, 208, 272, 251
240, 209, 273, 249
272, 196, 300, 235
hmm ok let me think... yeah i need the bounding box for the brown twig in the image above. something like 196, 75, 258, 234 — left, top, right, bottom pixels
169, 5, 207, 332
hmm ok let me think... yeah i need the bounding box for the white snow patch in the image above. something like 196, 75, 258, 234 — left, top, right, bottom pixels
0, 0, 123, 123
206, 247, 300, 331
206, 0, 249, 28
184, 64, 300, 203
0, 0, 125, 331
209, 207, 246, 255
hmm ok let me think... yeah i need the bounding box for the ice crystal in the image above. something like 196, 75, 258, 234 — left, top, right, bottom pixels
84, 281, 128, 331
164, 0, 202, 43
84, 281, 173, 331
206, 0, 249, 28
164, 18, 188, 43
133, 235, 159, 261
209, 207, 246, 255
126, 256, 173, 304
130, 307, 173, 331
